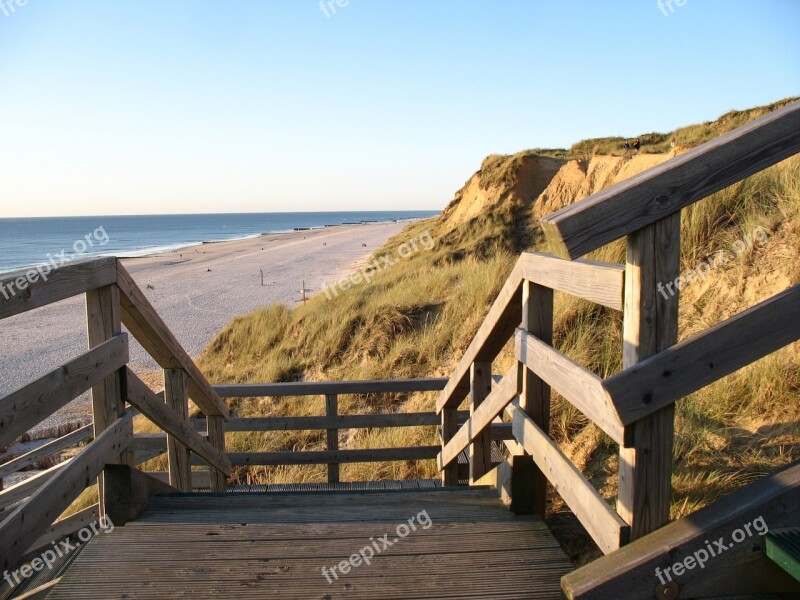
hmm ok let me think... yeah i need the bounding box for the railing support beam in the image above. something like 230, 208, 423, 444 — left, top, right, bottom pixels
469, 361, 493, 483
325, 394, 339, 483
617, 213, 680, 541
164, 368, 191, 492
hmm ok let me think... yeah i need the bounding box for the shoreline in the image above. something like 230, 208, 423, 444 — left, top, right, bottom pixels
0, 220, 418, 443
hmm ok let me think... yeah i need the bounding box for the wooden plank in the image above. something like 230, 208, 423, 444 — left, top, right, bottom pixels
145, 470, 211, 490
441, 407, 459, 486
469, 362, 493, 483
520, 280, 553, 516
24, 505, 100, 557
541, 100, 800, 259
0, 413, 132, 571
115, 263, 228, 418
215, 378, 448, 398
522, 253, 625, 310
0, 424, 92, 480
103, 464, 179, 526
562, 461, 800, 600
507, 403, 629, 554
617, 215, 680, 542
0, 334, 128, 449
514, 328, 624, 445
439, 364, 519, 470
164, 368, 191, 492
190, 412, 445, 431
125, 369, 231, 477
0, 460, 70, 510
227, 446, 439, 466
206, 416, 227, 493
606, 284, 800, 425
436, 257, 524, 412
0, 257, 117, 320
15, 579, 61, 599
325, 394, 339, 484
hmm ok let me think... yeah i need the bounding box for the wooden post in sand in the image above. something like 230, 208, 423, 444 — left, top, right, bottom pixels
260, 269, 264, 286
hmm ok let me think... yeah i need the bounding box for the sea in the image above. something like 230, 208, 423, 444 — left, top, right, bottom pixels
0, 211, 440, 274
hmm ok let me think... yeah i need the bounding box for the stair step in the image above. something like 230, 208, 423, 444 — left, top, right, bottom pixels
764, 527, 800, 582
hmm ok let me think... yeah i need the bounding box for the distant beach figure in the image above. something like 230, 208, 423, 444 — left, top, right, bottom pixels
671, 138, 676, 148
623, 141, 630, 151
361, 243, 367, 247
633, 138, 641, 151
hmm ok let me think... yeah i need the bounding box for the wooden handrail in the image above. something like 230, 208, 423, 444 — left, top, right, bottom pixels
438, 364, 519, 470
125, 369, 231, 476
507, 403, 629, 554
0, 424, 92, 480
437, 257, 525, 412
225, 446, 440, 466
541, 100, 800, 259
0, 257, 117, 320
521, 253, 625, 311
115, 262, 228, 418
604, 285, 800, 426
0, 334, 128, 449
515, 328, 625, 446
0, 412, 132, 571
215, 377, 448, 397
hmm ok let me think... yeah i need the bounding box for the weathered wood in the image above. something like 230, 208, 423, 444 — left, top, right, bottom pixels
617, 215, 680, 541
507, 403, 629, 554
514, 328, 624, 445
469, 362, 493, 483
0, 424, 92, 480
145, 470, 211, 490
206, 416, 227, 493
325, 394, 339, 484
216, 378, 448, 398
522, 253, 625, 310
130, 433, 205, 452
0, 413, 132, 571
25, 505, 99, 557
0, 334, 128, 449
15, 579, 62, 599
125, 369, 231, 477
606, 284, 800, 425
0, 460, 70, 510
541, 100, 800, 259
115, 263, 228, 418
102, 464, 179, 526
439, 364, 519, 470
227, 446, 439, 466
562, 460, 800, 600
441, 407, 459, 486
191, 412, 447, 432
164, 368, 191, 492
520, 280, 554, 516
0, 257, 117, 320
437, 257, 524, 412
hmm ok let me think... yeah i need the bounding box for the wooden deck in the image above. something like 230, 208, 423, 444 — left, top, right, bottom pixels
48, 486, 572, 599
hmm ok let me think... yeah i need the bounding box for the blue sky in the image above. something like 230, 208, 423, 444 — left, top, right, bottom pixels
0, 0, 798, 217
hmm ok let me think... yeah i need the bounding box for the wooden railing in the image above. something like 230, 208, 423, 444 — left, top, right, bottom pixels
0, 258, 230, 572
437, 100, 800, 562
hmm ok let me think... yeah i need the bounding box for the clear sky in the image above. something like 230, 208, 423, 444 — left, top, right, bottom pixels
0, 0, 798, 217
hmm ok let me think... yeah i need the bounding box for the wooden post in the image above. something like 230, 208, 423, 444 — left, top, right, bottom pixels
469, 361, 493, 483
618, 214, 680, 541
518, 281, 554, 516
260, 269, 264, 287
86, 283, 125, 517
207, 416, 227, 493
441, 407, 459, 486
325, 394, 339, 483
164, 368, 191, 492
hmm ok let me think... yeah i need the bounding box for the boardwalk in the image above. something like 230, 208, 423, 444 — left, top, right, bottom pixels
49, 487, 572, 599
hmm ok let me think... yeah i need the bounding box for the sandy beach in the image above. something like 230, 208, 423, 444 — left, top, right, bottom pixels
0, 221, 411, 438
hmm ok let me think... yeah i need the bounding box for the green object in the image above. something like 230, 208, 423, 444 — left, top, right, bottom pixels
764, 527, 800, 582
